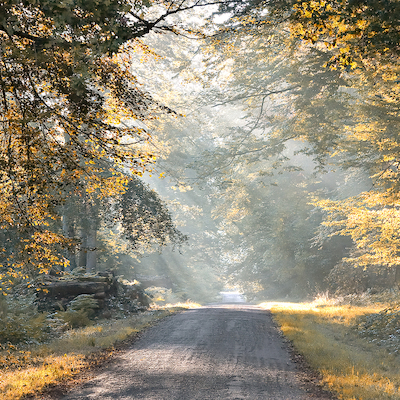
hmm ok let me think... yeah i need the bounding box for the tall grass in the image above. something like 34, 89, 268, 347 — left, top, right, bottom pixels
0, 307, 186, 400
264, 300, 400, 400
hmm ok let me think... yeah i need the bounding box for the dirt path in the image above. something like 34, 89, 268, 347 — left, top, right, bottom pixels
58, 305, 334, 399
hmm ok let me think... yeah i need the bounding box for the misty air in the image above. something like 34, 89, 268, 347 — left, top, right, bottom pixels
0, 1, 399, 399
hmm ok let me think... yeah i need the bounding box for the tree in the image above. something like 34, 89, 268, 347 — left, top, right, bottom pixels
216, 0, 400, 65
0, 0, 243, 290
281, 0, 400, 66
119, 176, 188, 251
198, 4, 400, 289
126, 2, 397, 296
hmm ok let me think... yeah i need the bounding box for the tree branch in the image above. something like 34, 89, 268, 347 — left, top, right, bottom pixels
212, 86, 301, 107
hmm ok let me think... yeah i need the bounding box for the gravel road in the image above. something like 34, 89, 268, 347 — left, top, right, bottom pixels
60, 305, 333, 399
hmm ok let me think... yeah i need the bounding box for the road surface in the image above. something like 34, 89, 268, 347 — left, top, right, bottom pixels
60, 305, 334, 399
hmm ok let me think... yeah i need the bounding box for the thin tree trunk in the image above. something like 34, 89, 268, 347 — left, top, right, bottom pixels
67, 223, 77, 270
62, 208, 77, 271
86, 227, 97, 273
395, 265, 400, 288
0, 293, 7, 318
61, 133, 78, 271
79, 231, 87, 268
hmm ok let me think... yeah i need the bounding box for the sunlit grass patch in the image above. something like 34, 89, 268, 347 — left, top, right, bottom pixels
265, 300, 400, 400
0, 354, 84, 400
155, 300, 202, 309
0, 308, 177, 400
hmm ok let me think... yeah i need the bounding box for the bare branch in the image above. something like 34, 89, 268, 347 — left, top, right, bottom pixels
212, 86, 301, 107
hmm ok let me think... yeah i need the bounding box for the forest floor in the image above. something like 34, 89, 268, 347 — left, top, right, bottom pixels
266, 290, 400, 400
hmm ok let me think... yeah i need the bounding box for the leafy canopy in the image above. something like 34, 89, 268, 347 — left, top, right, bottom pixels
0, 0, 238, 288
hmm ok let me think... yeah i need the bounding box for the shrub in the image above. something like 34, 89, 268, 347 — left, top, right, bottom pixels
0, 313, 50, 345
0, 316, 28, 344
57, 310, 92, 329
68, 294, 99, 317
52, 294, 100, 329
356, 304, 400, 354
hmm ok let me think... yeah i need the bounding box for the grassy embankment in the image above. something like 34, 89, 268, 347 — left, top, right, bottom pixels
0, 303, 199, 400
263, 292, 400, 400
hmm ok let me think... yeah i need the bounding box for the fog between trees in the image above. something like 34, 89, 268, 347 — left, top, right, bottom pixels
1, 0, 399, 301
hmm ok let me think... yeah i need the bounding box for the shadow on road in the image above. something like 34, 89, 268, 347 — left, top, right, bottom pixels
60, 306, 334, 400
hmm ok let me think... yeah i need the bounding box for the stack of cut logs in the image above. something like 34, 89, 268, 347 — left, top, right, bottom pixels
36, 271, 149, 314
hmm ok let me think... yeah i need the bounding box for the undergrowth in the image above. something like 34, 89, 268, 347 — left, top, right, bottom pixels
263, 290, 400, 400
356, 304, 400, 355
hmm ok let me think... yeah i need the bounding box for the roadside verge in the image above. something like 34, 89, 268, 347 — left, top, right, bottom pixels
264, 297, 400, 400
0, 307, 190, 400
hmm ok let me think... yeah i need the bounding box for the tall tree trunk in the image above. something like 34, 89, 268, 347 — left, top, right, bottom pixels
86, 227, 97, 273
62, 207, 77, 271
78, 191, 98, 273
61, 133, 78, 271
79, 230, 87, 268
0, 293, 7, 318
68, 223, 77, 270
395, 265, 400, 288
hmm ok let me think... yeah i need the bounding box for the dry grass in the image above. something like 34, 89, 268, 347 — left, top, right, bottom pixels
262, 300, 400, 400
0, 307, 182, 400
0, 354, 85, 400
155, 301, 202, 309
